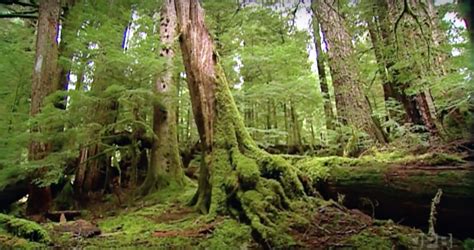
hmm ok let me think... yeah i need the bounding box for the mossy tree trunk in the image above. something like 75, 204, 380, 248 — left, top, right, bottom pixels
26, 0, 61, 216
139, 0, 184, 196
315, 0, 387, 143
175, 0, 305, 244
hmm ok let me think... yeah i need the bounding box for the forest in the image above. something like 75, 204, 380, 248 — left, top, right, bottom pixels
0, 0, 473, 248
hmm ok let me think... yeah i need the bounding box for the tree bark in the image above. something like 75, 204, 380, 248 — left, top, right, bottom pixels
315, 0, 386, 143
311, 0, 334, 130
139, 0, 184, 196
366, 0, 439, 135
175, 0, 305, 244
26, 0, 61, 216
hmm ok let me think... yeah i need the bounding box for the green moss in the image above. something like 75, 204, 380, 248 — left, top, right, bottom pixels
198, 219, 253, 249
420, 153, 465, 166
464, 238, 474, 249
0, 232, 44, 249
239, 190, 295, 248
232, 148, 260, 189
0, 213, 51, 244
349, 231, 392, 250
142, 180, 196, 204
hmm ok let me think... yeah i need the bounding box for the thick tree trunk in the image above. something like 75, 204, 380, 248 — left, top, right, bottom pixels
316, 0, 386, 143
175, 0, 304, 244
26, 0, 61, 216
140, 0, 184, 196
311, 0, 334, 130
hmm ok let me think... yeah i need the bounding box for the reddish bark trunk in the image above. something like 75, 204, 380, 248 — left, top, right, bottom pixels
26, 0, 61, 216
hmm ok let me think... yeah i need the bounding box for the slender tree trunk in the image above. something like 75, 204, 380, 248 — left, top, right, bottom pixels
266, 100, 271, 130
290, 102, 303, 153
316, 0, 386, 143
175, 1, 304, 244
311, 0, 334, 130
283, 103, 290, 146
140, 0, 184, 195
26, 0, 61, 216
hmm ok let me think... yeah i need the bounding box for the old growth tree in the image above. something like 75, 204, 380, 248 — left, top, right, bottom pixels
0, 0, 473, 248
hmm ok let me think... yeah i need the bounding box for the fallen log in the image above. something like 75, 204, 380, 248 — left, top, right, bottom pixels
298, 153, 474, 239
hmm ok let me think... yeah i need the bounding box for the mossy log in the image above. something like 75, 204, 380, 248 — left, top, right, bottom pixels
0, 213, 51, 244
299, 154, 474, 238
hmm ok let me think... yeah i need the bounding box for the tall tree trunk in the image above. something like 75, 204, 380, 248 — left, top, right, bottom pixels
311, 0, 334, 130
369, 0, 439, 135
175, 0, 304, 244
140, 0, 184, 195
26, 0, 61, 216
316, 0, 386, 143
366, 5, 420, 128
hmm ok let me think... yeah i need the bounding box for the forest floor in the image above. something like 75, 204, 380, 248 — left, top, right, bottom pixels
1, 146, 474, 249
44, 184, 427, 249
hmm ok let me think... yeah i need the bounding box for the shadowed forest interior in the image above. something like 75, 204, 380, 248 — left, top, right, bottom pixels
1, 0, 474, 248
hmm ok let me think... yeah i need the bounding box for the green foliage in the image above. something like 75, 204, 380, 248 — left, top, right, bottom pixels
204, 2, 322, 147
349, 231, 392, 250
464, 238, 474, 249
0, 19, 34, 190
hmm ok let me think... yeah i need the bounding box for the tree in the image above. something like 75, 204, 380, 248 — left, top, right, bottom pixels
365, 0, 439, 135
175, 0, 305, 244
315, 0, 387, 143
26, 0, 61, 215
310, 0, 334, 130
139, 0, 184, 195
364, 0, 421, 126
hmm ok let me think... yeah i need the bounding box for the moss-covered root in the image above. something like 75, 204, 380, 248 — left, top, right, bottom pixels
237, 182, 296, 248
138, 174, 166, 197
206, 148, 306, 247
0, 213, 51, 244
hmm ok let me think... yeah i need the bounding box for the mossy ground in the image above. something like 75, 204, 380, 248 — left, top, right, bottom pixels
1, 151, 467, 249
1, 182, 426, 249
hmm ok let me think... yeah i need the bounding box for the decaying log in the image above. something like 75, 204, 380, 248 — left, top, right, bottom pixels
302, 156, 474, 238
